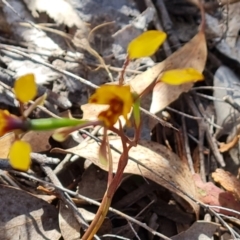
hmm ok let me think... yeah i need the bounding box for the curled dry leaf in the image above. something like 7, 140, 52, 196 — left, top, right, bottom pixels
219, 135, 240, 153
193, 174, 240, 216
212, 168, 240, 201
52, 136, 199, 217
129, 29, 207, 114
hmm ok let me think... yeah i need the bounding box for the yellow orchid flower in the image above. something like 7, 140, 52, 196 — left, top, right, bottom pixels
89, 85, 133, 127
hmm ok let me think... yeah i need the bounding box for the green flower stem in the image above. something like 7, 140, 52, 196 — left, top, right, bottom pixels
30, 118, 89, 131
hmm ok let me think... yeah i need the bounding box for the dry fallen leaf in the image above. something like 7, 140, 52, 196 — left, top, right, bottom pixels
53, 136, 199, 217
78, 164, 108, 200
219, 135, 240, 153
0, 185, 60, 239
59, 202, 81, 240
172, 220, 219, 240
0, 133, 15, 158
193, 174, 240, 216
212, 168, 240, 201
22, 131, 53, 152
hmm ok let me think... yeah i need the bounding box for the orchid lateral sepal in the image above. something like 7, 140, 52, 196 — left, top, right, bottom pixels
52, 120, 102, 142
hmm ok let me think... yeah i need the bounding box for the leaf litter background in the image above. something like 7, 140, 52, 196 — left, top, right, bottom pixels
1, 0, 240, 239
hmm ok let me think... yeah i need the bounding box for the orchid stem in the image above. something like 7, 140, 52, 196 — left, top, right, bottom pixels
118, 55, 130, 85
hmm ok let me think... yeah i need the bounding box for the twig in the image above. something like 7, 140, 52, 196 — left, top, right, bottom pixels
101, 235, 131, 240
39, 164, 92, 234
192, 85, 240, 92
0, 169, 20, 188
10, 170, 171, 240
140, 107, 174, 129
0, 44, 98, 89
198, 120, 206, 182
181, 110, 195, 174
195, 92, 228, 102
31, 153, 60, 165
53, 153, 72, 174
224, 95, 240, 112
127, 221, 141, 240
186, 95, 225, 167
155, 0, 181, 49
166, 106, 202, 120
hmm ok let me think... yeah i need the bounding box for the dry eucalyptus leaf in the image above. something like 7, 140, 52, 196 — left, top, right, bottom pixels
78, 208, 96, 222
0, 185, 60, 240
59, 202, 81, 240
53, 137, 199, 217
172, 221, 219, 240
78, 164, 108, 200
0, 133, 15, 158
22, 131, 53, 152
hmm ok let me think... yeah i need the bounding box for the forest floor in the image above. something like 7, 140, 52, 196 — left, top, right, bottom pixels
0, 0, 240, 239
